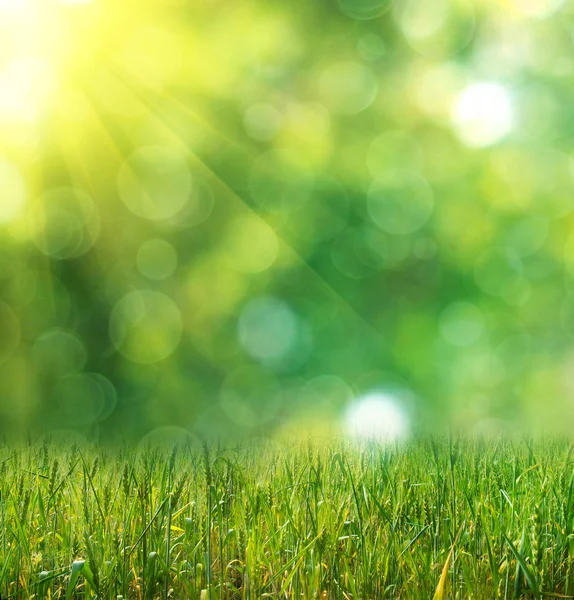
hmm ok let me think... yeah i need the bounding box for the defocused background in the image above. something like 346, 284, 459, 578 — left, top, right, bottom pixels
1, 0, 573, 441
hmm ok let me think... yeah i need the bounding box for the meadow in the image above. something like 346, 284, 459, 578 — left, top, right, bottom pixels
1, 2, 572, 598
1, 436, 573, 599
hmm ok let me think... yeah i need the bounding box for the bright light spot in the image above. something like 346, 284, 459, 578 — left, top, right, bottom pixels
0, 58, 56, 123
345, 393, 410, 441
0, 0, 98, 125
452, 82, 512, 147
0, 0, 31, 11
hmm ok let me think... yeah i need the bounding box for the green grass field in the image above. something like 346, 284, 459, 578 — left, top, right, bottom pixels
2, 437, 574, 599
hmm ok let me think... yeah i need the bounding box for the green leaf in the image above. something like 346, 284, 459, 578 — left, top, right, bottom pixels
504, 533, 540, 599
66, 560, 86, 600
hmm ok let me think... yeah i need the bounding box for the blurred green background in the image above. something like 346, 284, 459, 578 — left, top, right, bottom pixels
0, 0, 573, 441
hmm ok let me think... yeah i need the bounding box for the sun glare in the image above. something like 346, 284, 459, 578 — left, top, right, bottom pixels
345, 393, 410, 441
452, 82, 513, 147
0, 0, 97, 125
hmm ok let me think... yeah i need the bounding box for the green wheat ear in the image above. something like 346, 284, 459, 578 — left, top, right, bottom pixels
2, 438, 574, 598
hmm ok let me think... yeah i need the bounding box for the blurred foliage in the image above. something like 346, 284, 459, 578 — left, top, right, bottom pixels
1, 0, 574, 440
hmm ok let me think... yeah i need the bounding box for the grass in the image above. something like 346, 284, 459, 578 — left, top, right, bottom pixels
1, 435, 573, 599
